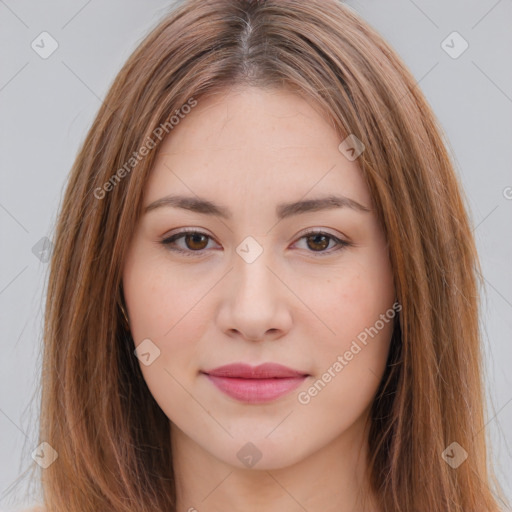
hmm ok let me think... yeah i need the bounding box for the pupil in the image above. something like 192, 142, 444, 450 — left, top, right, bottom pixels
309, 234, 328, 251
187, 233, 207, 250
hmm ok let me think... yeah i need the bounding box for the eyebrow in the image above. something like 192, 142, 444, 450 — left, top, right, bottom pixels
144, 193, 371, 219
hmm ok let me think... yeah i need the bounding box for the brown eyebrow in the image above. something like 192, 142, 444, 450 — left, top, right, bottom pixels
144, 193, 371, 219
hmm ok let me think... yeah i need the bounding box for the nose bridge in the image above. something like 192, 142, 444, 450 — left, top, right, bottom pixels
232, 234, 275, 298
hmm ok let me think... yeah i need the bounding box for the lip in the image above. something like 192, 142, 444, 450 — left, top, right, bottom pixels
201, 363, 309, 404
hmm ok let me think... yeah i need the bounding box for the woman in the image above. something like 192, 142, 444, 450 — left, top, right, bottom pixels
21, 0, 507, 510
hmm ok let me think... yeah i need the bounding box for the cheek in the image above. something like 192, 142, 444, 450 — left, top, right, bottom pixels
123, 244, 200, 341
306, 248, 395, 352
124, 269, 173, 342
296, 289, 395, 438
123, 247, 211, 376
122, 250, 209, 419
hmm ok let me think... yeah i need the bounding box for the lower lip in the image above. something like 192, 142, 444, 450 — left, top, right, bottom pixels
204, 374, 308, 404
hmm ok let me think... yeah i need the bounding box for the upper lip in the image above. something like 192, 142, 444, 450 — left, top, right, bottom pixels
202, 363, 308, 379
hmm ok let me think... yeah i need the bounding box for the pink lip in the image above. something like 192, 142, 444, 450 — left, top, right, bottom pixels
202, 363, 309, 404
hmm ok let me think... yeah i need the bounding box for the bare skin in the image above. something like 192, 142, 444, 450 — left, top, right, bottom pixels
122, 86, 395, 512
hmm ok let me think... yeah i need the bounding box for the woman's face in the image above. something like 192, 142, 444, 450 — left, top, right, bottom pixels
122, 86, 396, 470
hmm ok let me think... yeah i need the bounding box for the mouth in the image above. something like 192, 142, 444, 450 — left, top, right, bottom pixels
201, 362, 310, 404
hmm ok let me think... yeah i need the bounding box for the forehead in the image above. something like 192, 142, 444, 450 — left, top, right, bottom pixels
145, 87, 372, 210
160, 86, 338, 153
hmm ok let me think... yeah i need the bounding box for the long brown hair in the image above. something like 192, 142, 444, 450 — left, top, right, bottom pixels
24, 0, 507, 510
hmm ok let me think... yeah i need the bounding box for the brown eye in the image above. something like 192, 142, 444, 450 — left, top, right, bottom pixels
305, 233, 330, 252
161, 230, 214, 256
294, 230, 351, 256
183, 232, 209, 250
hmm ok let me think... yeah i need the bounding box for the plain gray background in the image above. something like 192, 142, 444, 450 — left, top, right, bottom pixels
1, 0, 511, 510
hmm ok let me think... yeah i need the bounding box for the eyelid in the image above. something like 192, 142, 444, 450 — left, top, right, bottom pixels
297, 227, 348, 241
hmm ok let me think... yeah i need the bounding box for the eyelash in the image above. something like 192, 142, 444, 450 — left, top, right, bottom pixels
160, 229, 351, 258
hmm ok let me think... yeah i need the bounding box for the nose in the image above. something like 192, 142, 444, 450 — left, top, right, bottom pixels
216, 246, 293, 342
